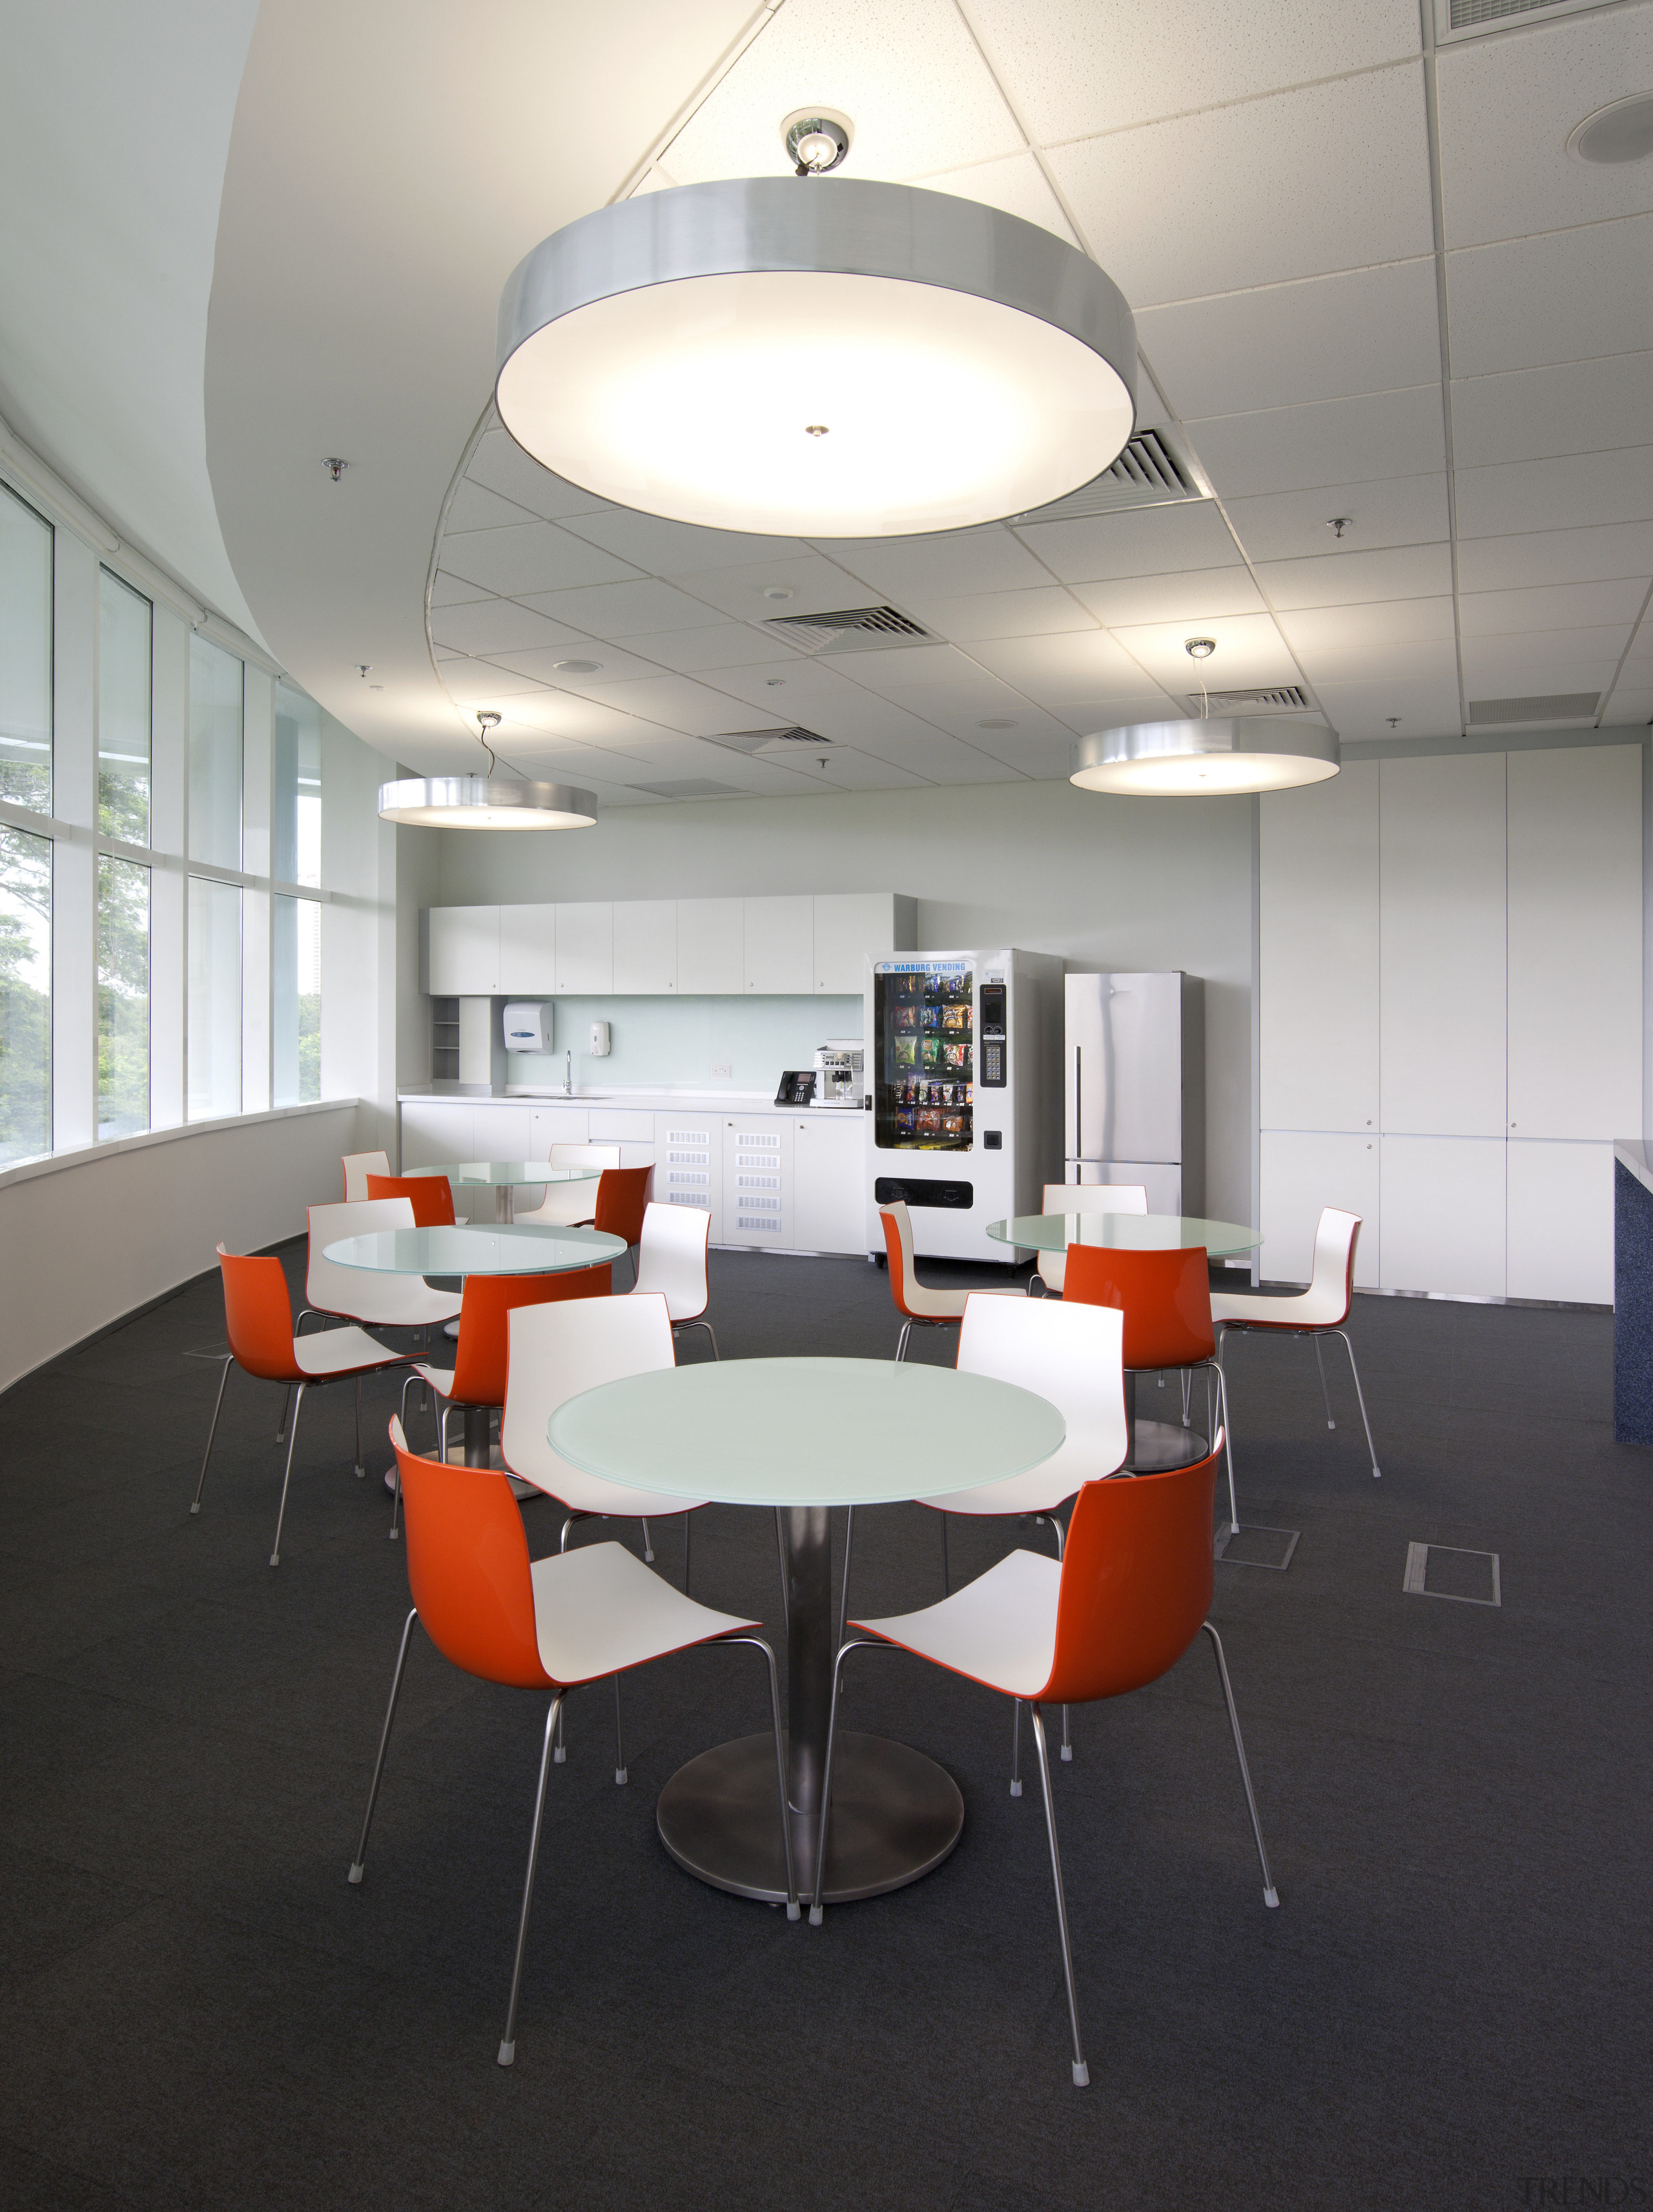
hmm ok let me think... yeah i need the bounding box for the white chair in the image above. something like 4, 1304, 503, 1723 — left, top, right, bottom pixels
1032, 1183, 1148, 1296
303, 1197, 464, 1338
1211, 1206, 1381, 1489
629, 1200, 717, 1359
513, 1142, 621, 1228
342, 1149, 390, 1201
878, 1201, 972, 1360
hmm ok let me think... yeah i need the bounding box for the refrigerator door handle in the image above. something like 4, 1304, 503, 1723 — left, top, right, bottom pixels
1073, 1044, 1080, 1168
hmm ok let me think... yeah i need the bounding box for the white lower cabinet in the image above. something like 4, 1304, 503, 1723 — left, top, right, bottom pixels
654, 1113, 720, 1241
528, 1106, 590, 1150
1380, 1135, 1505, 1299
792, 1115, 867, 1254
400, 1101, 475, 1169
1259, 1130, 1381, 1288
722, 1116, 794, 1246
1506, 1139, 1614, 1305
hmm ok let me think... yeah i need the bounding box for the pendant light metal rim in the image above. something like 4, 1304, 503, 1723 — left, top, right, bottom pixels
1071, 717, 1340, 793
376, 774, 599, 828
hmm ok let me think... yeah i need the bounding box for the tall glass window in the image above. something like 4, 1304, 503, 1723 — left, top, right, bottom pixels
273, 894, 322, 1105
98, 854, 149, 1139
98, 570, 151, 845
273, 683, 322, 887
189, 635, 242, 868
0, 821, 52, 1162
187, 876, 241, 1121
0, 482, 52, 812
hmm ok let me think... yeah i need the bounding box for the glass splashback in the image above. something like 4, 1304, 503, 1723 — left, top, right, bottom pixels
874, 957, 973, 1153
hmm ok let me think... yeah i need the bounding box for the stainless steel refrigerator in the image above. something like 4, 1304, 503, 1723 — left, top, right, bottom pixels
1063, 972, 1204, 1214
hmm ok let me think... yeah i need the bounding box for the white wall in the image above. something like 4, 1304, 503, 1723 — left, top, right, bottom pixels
434, 779, 1258, 1225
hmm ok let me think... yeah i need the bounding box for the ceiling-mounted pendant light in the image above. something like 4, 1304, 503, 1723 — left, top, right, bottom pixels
494, 118, 1138, 539
378, 712, 599, 830
1070, 638, 1339, 795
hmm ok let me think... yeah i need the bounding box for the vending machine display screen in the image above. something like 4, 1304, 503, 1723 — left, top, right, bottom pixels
873, 960, 973, 1152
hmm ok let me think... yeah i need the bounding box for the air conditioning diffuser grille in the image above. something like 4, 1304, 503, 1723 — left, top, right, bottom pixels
1188, 686, 1312, 714
1468, 693, 1599, 725
761, 605, 930, 653
1009, 430, 1201, 526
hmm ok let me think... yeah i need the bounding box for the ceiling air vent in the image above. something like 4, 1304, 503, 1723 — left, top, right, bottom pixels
1440, 0, 1602, 38
1187, 686, 1313, 714
759, 605, 930, 654
713, 726, 836, 760
1468, 693, 1599, 726
628, 777, 746, 800
1009, 429, 1202, 527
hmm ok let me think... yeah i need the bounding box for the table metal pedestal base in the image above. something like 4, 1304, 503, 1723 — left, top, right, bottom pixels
657, 1730, 963, 1907
1128, 1419, 1211, 1471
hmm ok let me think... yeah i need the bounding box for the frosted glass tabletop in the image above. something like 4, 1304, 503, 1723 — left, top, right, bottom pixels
323, 1224, 624, 1276
987, 1213, 1261, 1257
406, 1161, 600, 1187
548, 1356, 1065, 1509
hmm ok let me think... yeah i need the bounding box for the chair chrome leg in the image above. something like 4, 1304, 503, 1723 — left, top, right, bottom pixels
1180, 1369, 1191, 1423
276, 1382, 293, 1443
1333, 1330, 1381, 1478
940, 1510, 950, 1597
1313, 1334, 1335, 1429
1215, 1346, 1240, 1535
1036, 1514, 1073, 1762
683, 1510, 692, 1596
349, 1607, 417, 1882
836, 1505, 855, 1653
675, 1316, 719, 1361
354, 1373, 365, 1477
389, 1451, 402, 1542
1011, 1699, 1023, 1798
612, 1676, 627, 1785
1029, 1705, 1089, 2087
721, 1635, 798, 1920
895, 1319, 912, 1363
189, 1356, 234, 1514
774, 1506, 790, 1635
498, 1690, 566, 2067
269, 1383, 306, 1566
1200, 1622, 1278, 1908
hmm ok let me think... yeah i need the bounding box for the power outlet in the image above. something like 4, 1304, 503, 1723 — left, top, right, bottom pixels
710, 1062, 732, 1079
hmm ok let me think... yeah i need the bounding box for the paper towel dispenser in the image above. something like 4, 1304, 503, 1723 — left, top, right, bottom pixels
502, 1002, 552, 1053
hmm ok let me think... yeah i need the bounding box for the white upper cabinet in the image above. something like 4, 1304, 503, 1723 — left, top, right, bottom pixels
612, 900, 677, 994
1507, 745, 1641, 1142
743, 896, 814, 994
554, 902, 612, 993
813, 893, 905, 995
1380, 753, 1507, 1137
676, 897, 744, 994
498, 903, 555, 995
427, 905, 498, 995
1259, 763, 1379, 1135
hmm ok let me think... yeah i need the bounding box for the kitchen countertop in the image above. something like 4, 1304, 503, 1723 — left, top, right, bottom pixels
397, 1088, 867, 1116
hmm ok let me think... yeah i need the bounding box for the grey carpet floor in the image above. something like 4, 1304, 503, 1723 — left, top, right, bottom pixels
0, 1244, 1647, 2212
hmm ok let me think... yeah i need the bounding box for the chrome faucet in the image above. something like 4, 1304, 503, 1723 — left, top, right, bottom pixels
563, 1049, 573, 1097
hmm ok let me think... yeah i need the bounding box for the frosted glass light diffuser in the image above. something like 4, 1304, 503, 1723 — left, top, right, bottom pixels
1071, 719, 1340, 797
377, 775, 597, 829
496, 178, 1137, 538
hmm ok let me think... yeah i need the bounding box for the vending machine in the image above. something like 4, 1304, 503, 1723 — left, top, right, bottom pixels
866, 948, 1064, 1263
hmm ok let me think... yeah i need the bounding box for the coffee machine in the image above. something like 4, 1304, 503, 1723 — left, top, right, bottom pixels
814, 1040, 865, 1107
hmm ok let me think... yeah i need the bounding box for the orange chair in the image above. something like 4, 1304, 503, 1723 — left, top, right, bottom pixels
365, 1172, 457, 1228
572, 1165, 653, 1282
813, 1436, 1277, 2086
191, 1245, 412, 1566
879, 1200, 970, 1359
348, 1417, 796, 2065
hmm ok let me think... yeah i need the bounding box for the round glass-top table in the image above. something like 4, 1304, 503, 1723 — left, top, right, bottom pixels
406, 1161, 599, 1225
987, 1212, 1261, 1257
550, 1356, 1065, 1910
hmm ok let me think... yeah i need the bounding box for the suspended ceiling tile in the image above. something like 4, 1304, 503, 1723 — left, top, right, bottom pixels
559, 508, 812, 574
502, 690, 681, 745
620, 623, 803, 672
1254, 543, 1453, 610
1137, 258, 1441, 417
438, 522, 643, 599
1012, 499, 1237, 584
1312, 677, 1463, 739
514, 578, 724, 635
569, 672, 772, 737
830, 645, 983, 694
965, 0, 1420, 143
464, 431, 612, 521
1187, 386, 1446, 501
1451, 353, 1653, 471
429, 599, 597, 657
1601, 688, 1653, 727
1049, 695, 1183, 736
484, 642, 669, 687
491, 732, 655, 778
1048, 67, 1433, 308
428, 570, 495, 608
821, 526, 1053, 600
1456, 521, 1653, 593
1071, 566, 1264, 627
832, 724, 1025, 783
965, 629, 1163, 702
914, 151, 1078, 247
1108, 610, 1300, 691
797, 747, 931, 792
1291, 636, 1459, 685
1458, 579, 1652, 639
887, 688, 1082, 749
684, 656, 958, 746
1460, 626, 1633, 688
1225, 472, 1449, 563
437, 659, 551, 703
901, 586, 1098, 642
670, 553, 878, 621
1446, 218, 1653, 381
1456, 449, 1653, 539
1278, 596, 1455, 656
1435, 6, 1653, 252
443, 480, 539, 532
965, 729, 1079, 780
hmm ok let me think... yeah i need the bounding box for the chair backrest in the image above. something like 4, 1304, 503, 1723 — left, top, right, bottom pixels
389, 1417, 555, 1690
365, 1172, 457, 1228
217, 1243, 300, 1382
879, 1201, 936, 1321
500, 1294, 675, 1491
592, 1164, 653, 1246
342, 1150, 391, 1201
448, 1264, 611, 1407
307, 1197, 416, 1318
1302, 1207, 1360, 1327
631, 1201, 710, 1320
1063, 1242, 1215, 1369
548, 1142, 621, 1171
1042, 1181, 1149, 1217
1041, 1436, 1223, 1705
957, 1294, 1127, 1489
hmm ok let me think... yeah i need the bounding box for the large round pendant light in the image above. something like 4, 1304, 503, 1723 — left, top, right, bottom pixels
1071, 718, 1340, 797
378, 712, 598, 829
495, 176, 1138, 538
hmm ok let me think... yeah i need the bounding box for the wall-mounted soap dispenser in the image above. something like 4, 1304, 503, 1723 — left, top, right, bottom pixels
589, 1020, 611, 1058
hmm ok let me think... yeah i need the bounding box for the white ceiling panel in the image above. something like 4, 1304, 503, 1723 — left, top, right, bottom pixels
515, 579, 726, 635
485, 641, 669, 687
1049, 694, 1184, 734
821, 526, 1053, 599
464, 432, 612, 521
1460, 626, 1632, 688
438, 522, 643, 598
500, 690, 682, 745
1435, 5, 1653, 251
1108, 612, 1300, 690
1456, 521, 1653, 593
1049, 65, 1434, 308
429, 598, 595, 657
1137, 257, 1441, 417
966, 0, 1420, 143
1070, 566, 1264, 626
901, 587, 1098, 642
859, 679, 1081, 747
559, 508, 812, 575
443, 480, 535, 532
427, 570, 494, 609
570, 672, 769, 736
1312, 677, 1462, 739
1012, 499, 1238, 584
1187, 386, 1445, 500
669, 553, 878, 621
437, 659, 551, 703
1456, 449, 1653, 540
965, 629, 1168, 702
622, 623, 803, 672
1451, 354, 1653, 470
793, 747, 930, 792
1226, 473, 1450, 563
1255, 543, 1453, 610
1292, 636, 1459, 685
687, 656, 963, 747
1601, 688, 1653, 727
1446, 218, 1653, 380
492, 730, 655, 778
1458, 579, 1650, 639
830, 645, 982, 693
1280, 597, 1455, 656
914, 151, 1079, 247
826, 724, 1024, 783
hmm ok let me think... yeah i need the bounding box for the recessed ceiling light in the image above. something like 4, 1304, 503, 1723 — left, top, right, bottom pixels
1568, 92, 1653, 165
763, 678, 787, 687
783, 110, 852, 176
1071, 718, 1340, 798
977, 718, 1018, 729
761, 587, 794, 601
553, 658, 602, 673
